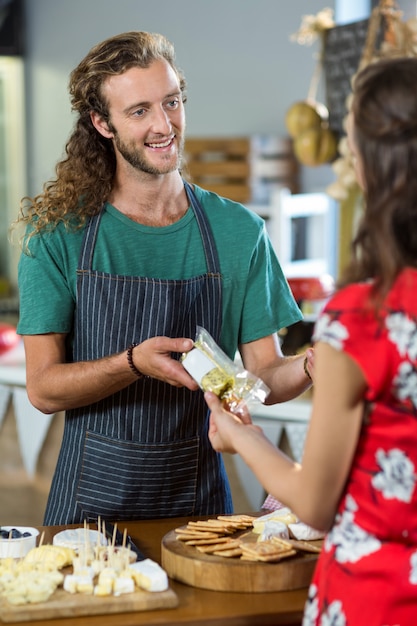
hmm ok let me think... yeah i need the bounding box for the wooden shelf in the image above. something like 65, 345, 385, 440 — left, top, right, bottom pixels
183, 136, 299, 203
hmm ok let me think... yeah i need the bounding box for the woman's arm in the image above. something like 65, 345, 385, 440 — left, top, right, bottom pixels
239, 333, 313, 404
206, 341, 366, 531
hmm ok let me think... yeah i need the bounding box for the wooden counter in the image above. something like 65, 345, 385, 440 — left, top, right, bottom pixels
2, 516, 312, 626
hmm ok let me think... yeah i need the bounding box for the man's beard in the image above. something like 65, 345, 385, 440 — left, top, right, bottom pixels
112, 130, 184, 175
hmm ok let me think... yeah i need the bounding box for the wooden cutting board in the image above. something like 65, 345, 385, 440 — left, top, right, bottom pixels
161, 528, 320, 593
0, 585, 178, 623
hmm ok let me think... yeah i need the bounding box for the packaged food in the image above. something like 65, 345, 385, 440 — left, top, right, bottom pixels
252, 508, 298, 535
181, 326, 270, 417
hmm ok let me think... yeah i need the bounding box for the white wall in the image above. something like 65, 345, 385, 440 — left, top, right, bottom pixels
23, 0, 336, 196
337, 0, 369, 23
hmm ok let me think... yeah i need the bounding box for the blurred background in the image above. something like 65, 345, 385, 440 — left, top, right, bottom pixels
0, 0, 415, 524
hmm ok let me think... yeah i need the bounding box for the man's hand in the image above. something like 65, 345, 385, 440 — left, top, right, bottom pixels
132, 337, 199, 390
24, 334, 199, 414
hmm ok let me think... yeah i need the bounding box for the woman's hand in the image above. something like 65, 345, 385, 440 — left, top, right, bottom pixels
205, 391, 262, 454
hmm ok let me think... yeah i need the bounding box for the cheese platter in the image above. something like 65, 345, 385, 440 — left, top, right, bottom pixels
0, 522, 178, 623
0, 586, 178, 623
161, 512, 322, 593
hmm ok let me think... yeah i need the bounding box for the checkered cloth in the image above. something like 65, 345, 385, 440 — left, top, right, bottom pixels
261, 494, 286, 511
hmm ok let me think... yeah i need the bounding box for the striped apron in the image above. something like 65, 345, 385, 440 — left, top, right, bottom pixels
43, 181, 233, 525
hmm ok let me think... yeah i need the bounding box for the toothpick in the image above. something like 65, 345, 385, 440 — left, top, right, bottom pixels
121, 528, 130, 568
83, 519, 89, 567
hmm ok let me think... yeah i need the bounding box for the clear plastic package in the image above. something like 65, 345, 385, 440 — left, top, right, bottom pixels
181, 326, 270, 417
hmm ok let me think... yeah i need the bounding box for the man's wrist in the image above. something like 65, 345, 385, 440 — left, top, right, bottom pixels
127, 343, 144, 378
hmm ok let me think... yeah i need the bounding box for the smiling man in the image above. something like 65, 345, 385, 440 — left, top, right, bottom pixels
15, 31, 311, 525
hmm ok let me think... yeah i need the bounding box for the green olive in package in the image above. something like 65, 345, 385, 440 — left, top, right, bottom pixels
181, 326, 270, 416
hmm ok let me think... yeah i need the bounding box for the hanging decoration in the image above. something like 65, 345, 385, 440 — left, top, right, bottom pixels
285, 8, 338, 167
329, 1, 417, 200
0, 383, 55, 477
13, 388, 54, 477
289, 2, 417, 198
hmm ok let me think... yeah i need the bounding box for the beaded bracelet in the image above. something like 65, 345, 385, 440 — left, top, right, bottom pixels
303, 355, 312, 381
127, 342, 144, 378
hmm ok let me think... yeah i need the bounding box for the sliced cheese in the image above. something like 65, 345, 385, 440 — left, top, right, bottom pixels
288, 522, 325, 541
93, 580, 113, 596
129, 559, 168, 592
258, 520, 289, 542
24, 545, 75, 569
63, 573, 94, 595
1, 569, 63, 605
113, 574, 135, 596
253, 509, 298, 535
53, 529, 107, 553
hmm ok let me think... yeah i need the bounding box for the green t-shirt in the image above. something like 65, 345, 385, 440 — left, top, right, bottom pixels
17, 185, 302, 359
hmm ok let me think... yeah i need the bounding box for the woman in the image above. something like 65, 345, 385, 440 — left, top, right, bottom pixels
206, 57, 417, 625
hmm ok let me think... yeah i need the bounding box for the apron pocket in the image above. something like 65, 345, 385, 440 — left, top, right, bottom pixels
76, 430, 199, 519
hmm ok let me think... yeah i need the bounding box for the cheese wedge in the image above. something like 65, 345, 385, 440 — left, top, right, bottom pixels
258, 520, 289, 542
252, 509, 298, 535
113, 574, 135, 596
288, 522, 325, 540
24, 545, 75, 569
129, 559, 168, 592
63, 573, 94, 594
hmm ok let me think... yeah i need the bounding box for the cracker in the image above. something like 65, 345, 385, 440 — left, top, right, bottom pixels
240, 550, 297, 563
238, 540, 297, 562
196, 540, 241, 554
176, 531, 221, 540
190, 526, 235, 537
240, 554, 259, 561
266, 537, 293, 550
217, 515, 256, 527
188, 519, 228, 526
185, 537, 231, 546
239, 540, 291, 558
249, 549, 297, 562
213, 547, 243, 557
284, 538, 322, 553
187, 521, 234, 533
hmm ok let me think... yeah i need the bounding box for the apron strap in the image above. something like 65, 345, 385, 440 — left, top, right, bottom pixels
183, 181, 221, 275
78, 210, 102, 271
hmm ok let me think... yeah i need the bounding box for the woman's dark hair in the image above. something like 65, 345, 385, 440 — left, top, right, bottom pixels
340, 57, 417, 303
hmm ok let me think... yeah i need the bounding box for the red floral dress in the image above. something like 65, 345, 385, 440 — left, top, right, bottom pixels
303, 268, 417, 626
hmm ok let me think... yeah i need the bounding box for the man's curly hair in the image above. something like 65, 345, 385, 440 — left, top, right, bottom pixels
17, 31, 187, 238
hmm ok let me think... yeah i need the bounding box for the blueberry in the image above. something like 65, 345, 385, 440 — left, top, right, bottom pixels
22, 532, 32, 538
